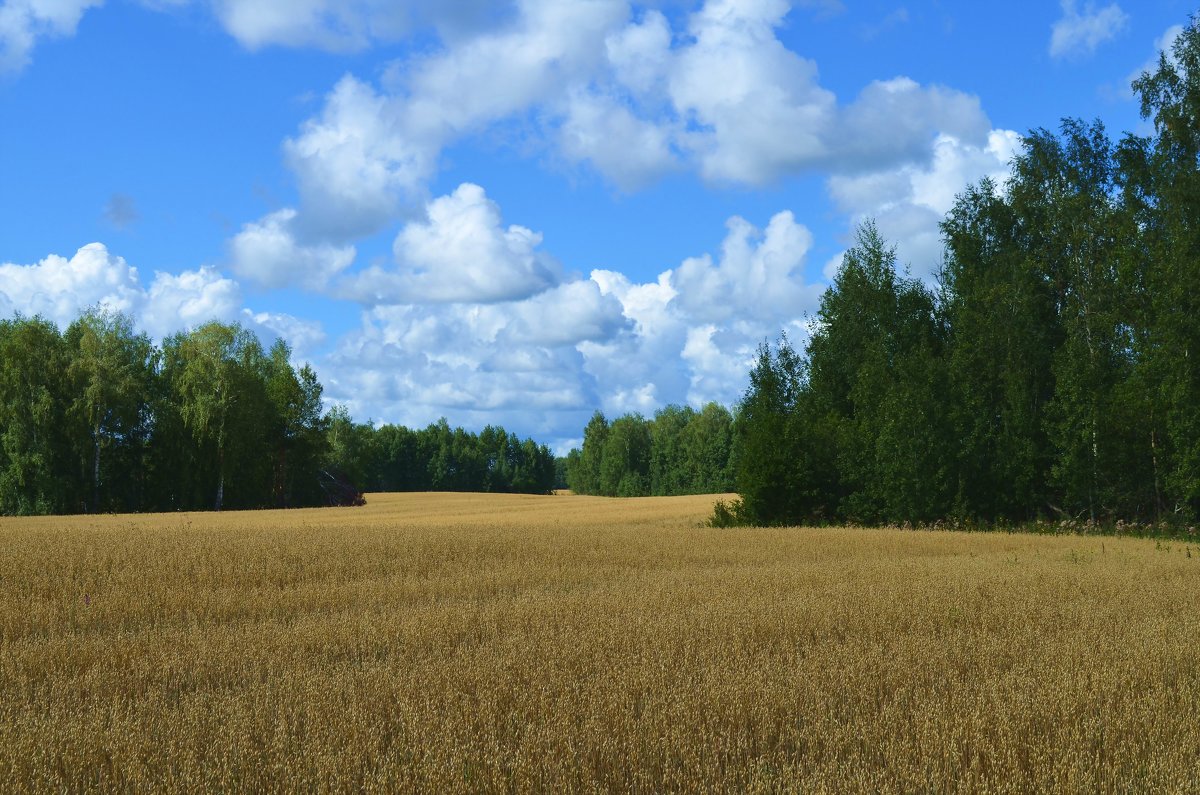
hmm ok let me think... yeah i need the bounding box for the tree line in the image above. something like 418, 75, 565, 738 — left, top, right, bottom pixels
323, 408, 558, 496
0, 311, 556, 515
564, 403, 735, 496
726, 19, 1200, 527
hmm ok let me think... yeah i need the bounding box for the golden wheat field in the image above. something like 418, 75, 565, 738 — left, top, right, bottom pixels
2, 492, 1200, 793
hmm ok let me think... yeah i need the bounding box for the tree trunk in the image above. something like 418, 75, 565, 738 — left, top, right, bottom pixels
1150, 423, 1162, 521
215, 445, 225, 512
274, 445, 288, 508
93, 429, 101, 514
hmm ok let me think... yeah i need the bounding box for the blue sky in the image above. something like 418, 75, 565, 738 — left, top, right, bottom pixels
0, 0, 1192, 451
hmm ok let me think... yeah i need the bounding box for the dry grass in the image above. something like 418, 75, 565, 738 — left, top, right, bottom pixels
2, 492, 1199, 792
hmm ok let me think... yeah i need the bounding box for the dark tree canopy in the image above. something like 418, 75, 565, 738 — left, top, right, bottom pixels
329, 414, 558, 496
0, 313, 557, 515
566, 403, 735, 497
718, 15, 1200, 527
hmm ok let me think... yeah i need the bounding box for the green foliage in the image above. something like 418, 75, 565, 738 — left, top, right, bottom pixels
732, 338, 811, 525
649, 404, 694, 496
566, 412, 607, 494
568, 403, 737, 497
161, 322, 273, 510
0, 317, 71, 514
1126, 18, 1200, 516
339, 414, 557, 496
0, 309, 556, 515
807, 222, 951, 523
600, 415, 651, 496
264, 341, 329, 507
65, 309, 157, 514
707, 498, 746, 528
711, 12, 1200, 529
553, 456, 569, 490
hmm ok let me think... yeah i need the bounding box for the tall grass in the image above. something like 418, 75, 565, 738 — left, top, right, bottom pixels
2, 493, 1199, 791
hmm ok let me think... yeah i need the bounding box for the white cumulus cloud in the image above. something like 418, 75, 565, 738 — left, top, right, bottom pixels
837, 77, 991, 171
827, 128, 1021, 279
284, 75, 439, 240
277, 0, 628, 243
229, 208, 356, 289
0, 242, 142, 327
213, 0, 395, 52
583, 208, 824, 413
0, 243, 250, 341
667, 0, 836, 183
1050, 0, 1128, 59
141, 266, 243, 339
242, 309, 327, 358
500, 279, 628, 347
394, 0, 624, 134
343, 183, 560, 304
317, 198, 826, 445
320, 301, 605, 437
209, 0, 505, 51
558, 88, 679, 190
0, 0, 102, 72
671, 211, 817, 323
266, 0, 1003, 243
605, 9, 671, 96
